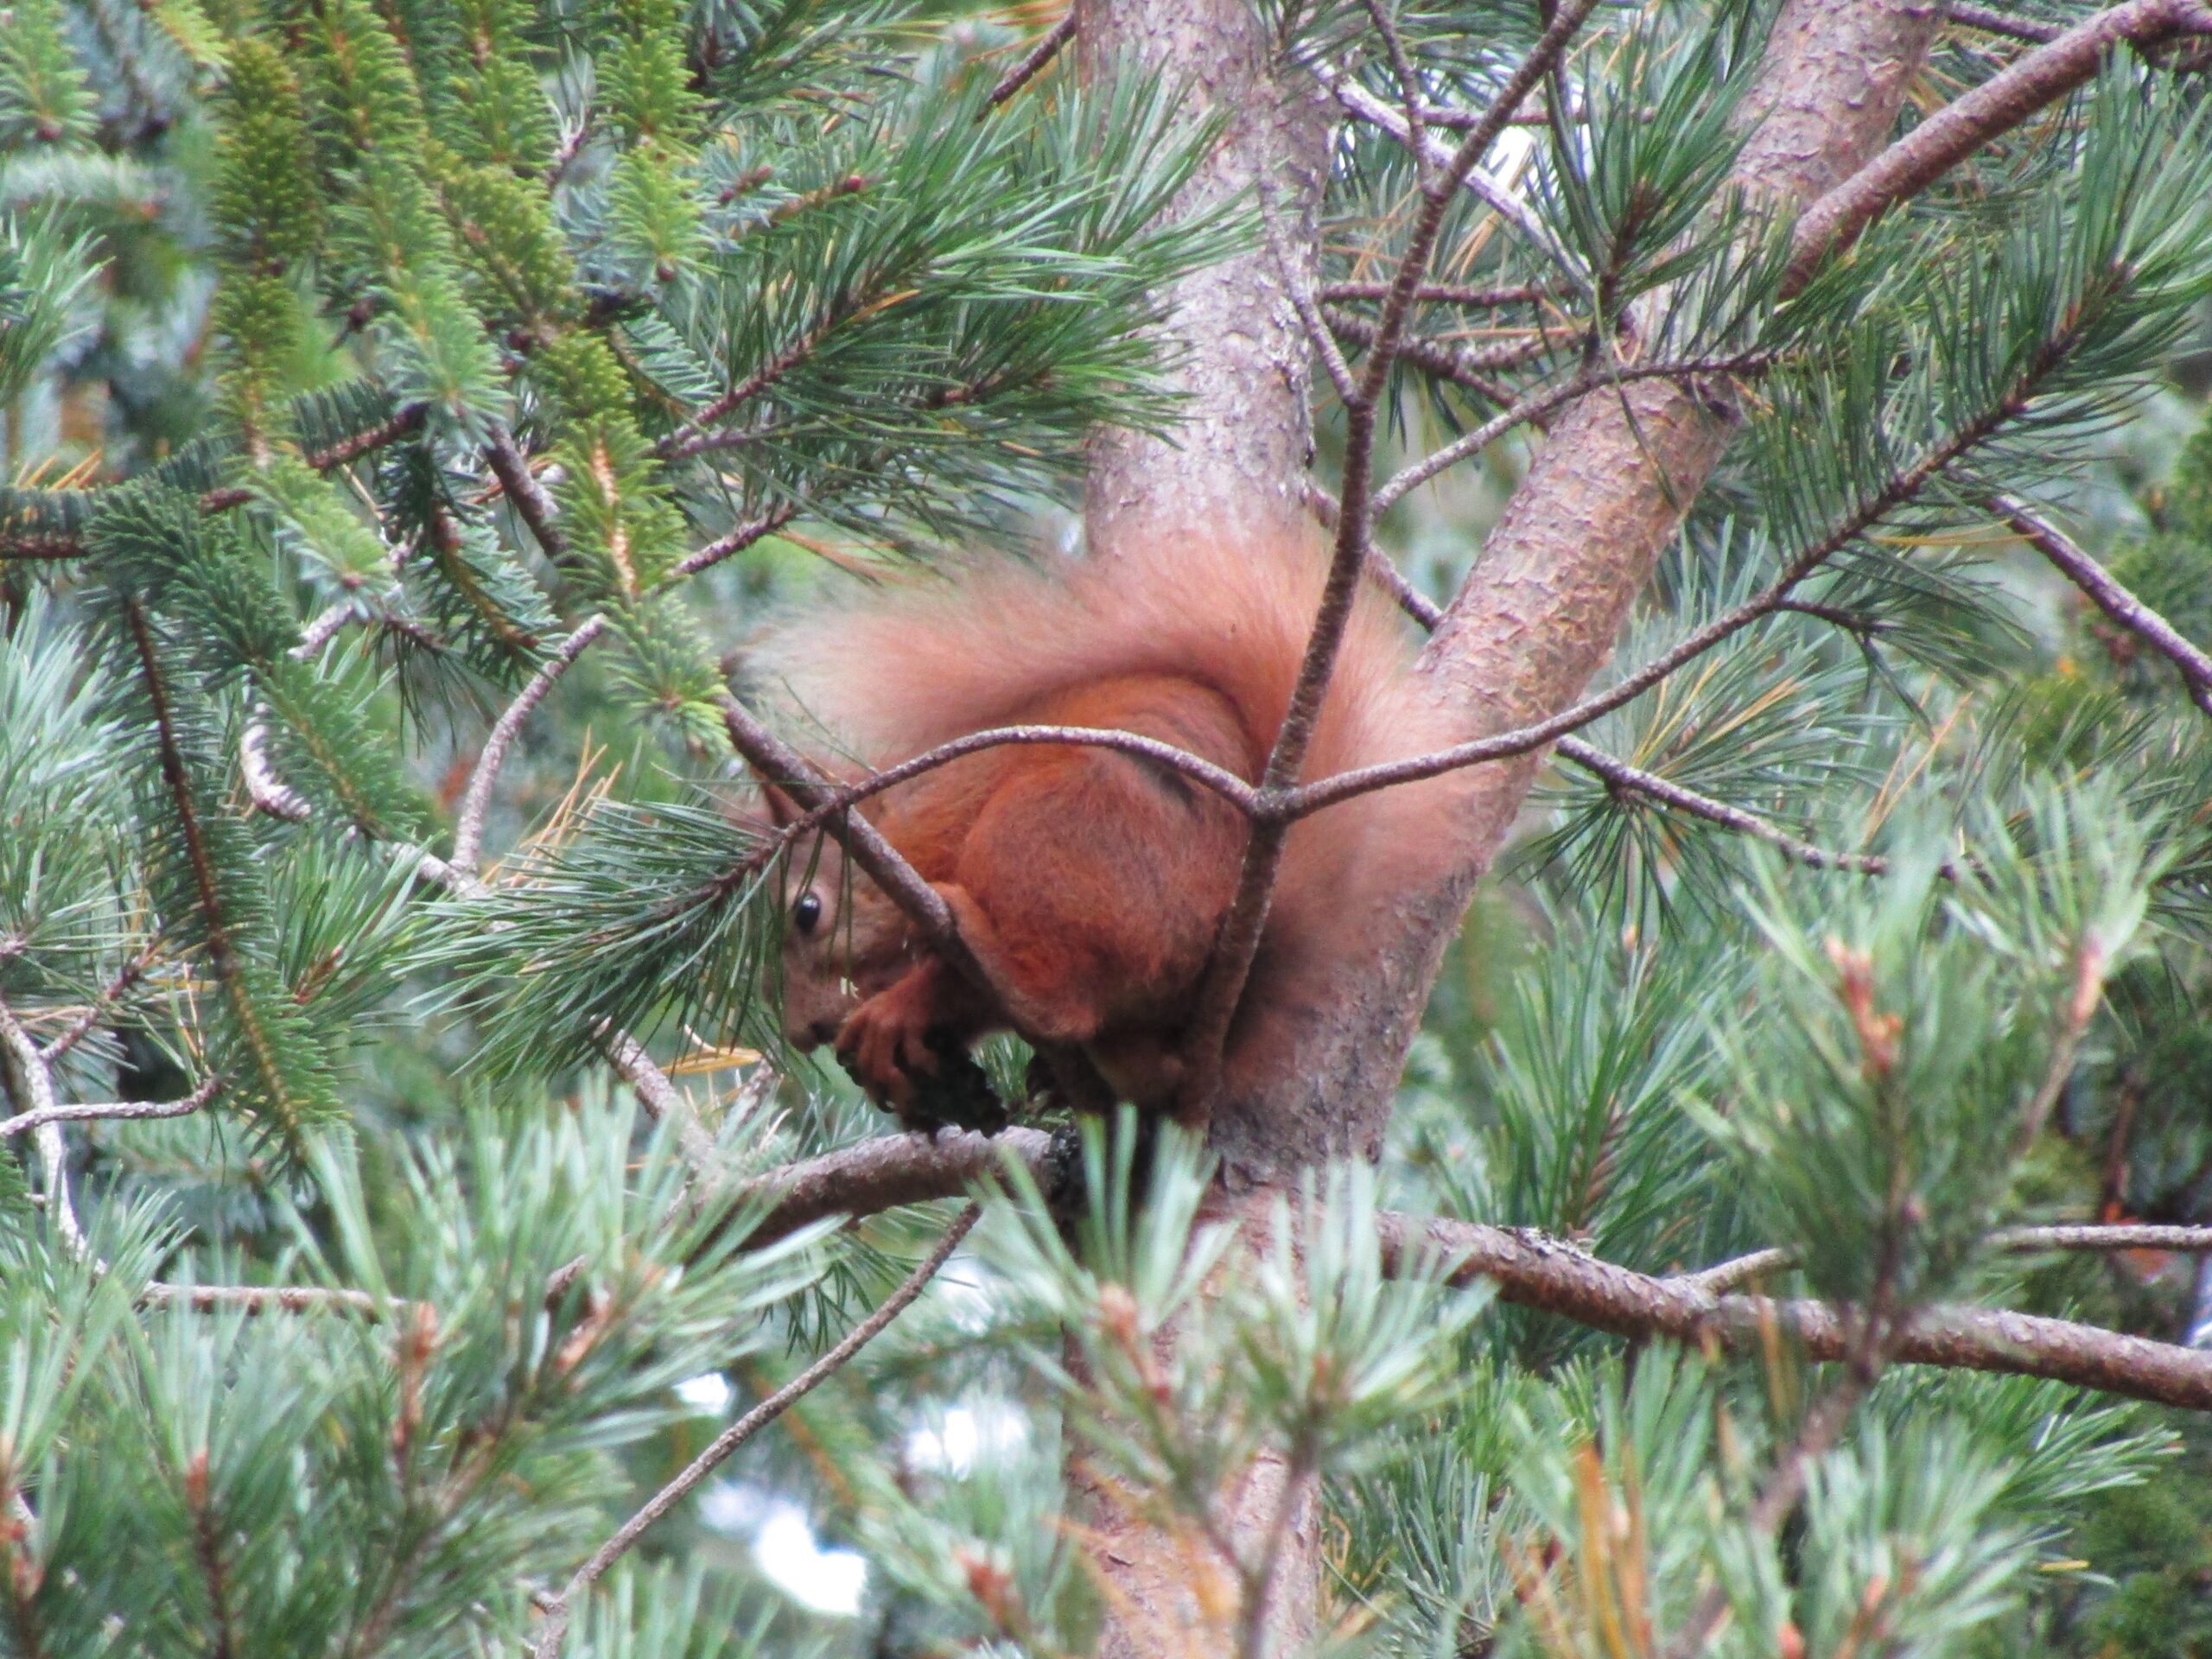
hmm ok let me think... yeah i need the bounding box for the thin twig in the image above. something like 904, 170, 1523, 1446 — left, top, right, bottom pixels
1554, 735, 1897, 874
1949, 3, 2064, 43
0, 1074, 220, 1140
599, 1027, 720, 1175
40, 939, 162, 1062
1306, 59, 1573, 276
450, 615, 609, 875
1995, 495, 2212, 716
1364, 0, 1429, 159
1267, 193, 1360, 404
1682, 1224, 2212, 1296
140, 1281, 390, 1316
1324, 305, 1559, 386
667, 501, 800, 581
531, 1204, 980, 1658
985, 11, 1076, 109
656, 323, 842, 463
291, 601, 361, 659
1373, 355, 1764, 512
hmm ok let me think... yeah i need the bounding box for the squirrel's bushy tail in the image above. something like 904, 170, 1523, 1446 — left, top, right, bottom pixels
760, 529, 1469, 1006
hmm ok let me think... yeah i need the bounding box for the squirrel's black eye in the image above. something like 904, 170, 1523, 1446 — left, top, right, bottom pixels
792, 892, 823, 937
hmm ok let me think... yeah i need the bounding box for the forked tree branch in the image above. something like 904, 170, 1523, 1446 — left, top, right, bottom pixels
1179, 0, 1607, 1117
0, 1073, 221, 1140
530, 1204, 980, 1659
702, 1127, 2212, 1412
1298, 360, 2069, 821
0, 994, 81, 1252
1361, 548, 1904, 876
1305, 57, 1569, 272
1783, 0, 2212, 291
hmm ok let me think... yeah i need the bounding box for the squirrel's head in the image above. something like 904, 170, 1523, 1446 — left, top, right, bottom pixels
757, 780, 913, 1055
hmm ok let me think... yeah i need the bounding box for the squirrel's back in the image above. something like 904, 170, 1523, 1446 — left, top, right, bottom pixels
761, 531, 1467, 1032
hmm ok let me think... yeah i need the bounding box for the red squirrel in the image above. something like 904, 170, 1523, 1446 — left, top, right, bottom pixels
753, 530, 1465, 1120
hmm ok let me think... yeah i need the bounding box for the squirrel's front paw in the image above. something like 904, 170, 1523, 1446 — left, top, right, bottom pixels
836, 986, 941, 1110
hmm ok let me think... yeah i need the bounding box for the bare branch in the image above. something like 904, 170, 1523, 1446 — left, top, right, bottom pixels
1784, 0, 2212, 291
0, 1074, 220, 1140
1379, 1213, 2212, 1411
599, 1027, 720, 1175
707, 1127, 1060, 1255
1996, 495, 2212, 716
985, 11, 1076, 109
1554, 735, 1897, 874
531, 1204, 980, 1659
482, 420, 572, 566
1321, 306, 1546, 404
1950, 3, 2064, 43
826, 722, 1264, 823
667, 501, 800, 582
291, 601, 361, 659
696, 1128, 2212, 1412
0, 995, 81, 1254
140, 1281, 390, 1317
1364, 543, 1444, 628
450, 615, 610, 876
1268, 195, 1360, 404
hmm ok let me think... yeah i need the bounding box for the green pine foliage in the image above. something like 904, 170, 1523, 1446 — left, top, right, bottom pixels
4, 1, 2212, 1656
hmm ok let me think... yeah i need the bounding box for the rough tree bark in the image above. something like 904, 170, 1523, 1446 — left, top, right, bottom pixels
1070, 3, 1947, 1654
1075, 0, 1333, 559
1068, 7, 1334, 1656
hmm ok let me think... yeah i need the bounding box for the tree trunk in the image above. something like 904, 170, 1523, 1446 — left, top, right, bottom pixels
1071, 2, 1948, 1653
1207, 0, 1952, 1187
1074, 0, 1332, 559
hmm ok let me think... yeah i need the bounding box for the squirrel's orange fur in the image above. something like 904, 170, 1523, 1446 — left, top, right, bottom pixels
757, 530, 1465, 1117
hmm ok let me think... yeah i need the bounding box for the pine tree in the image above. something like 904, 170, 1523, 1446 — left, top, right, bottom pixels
5, 3, 2212, 1657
